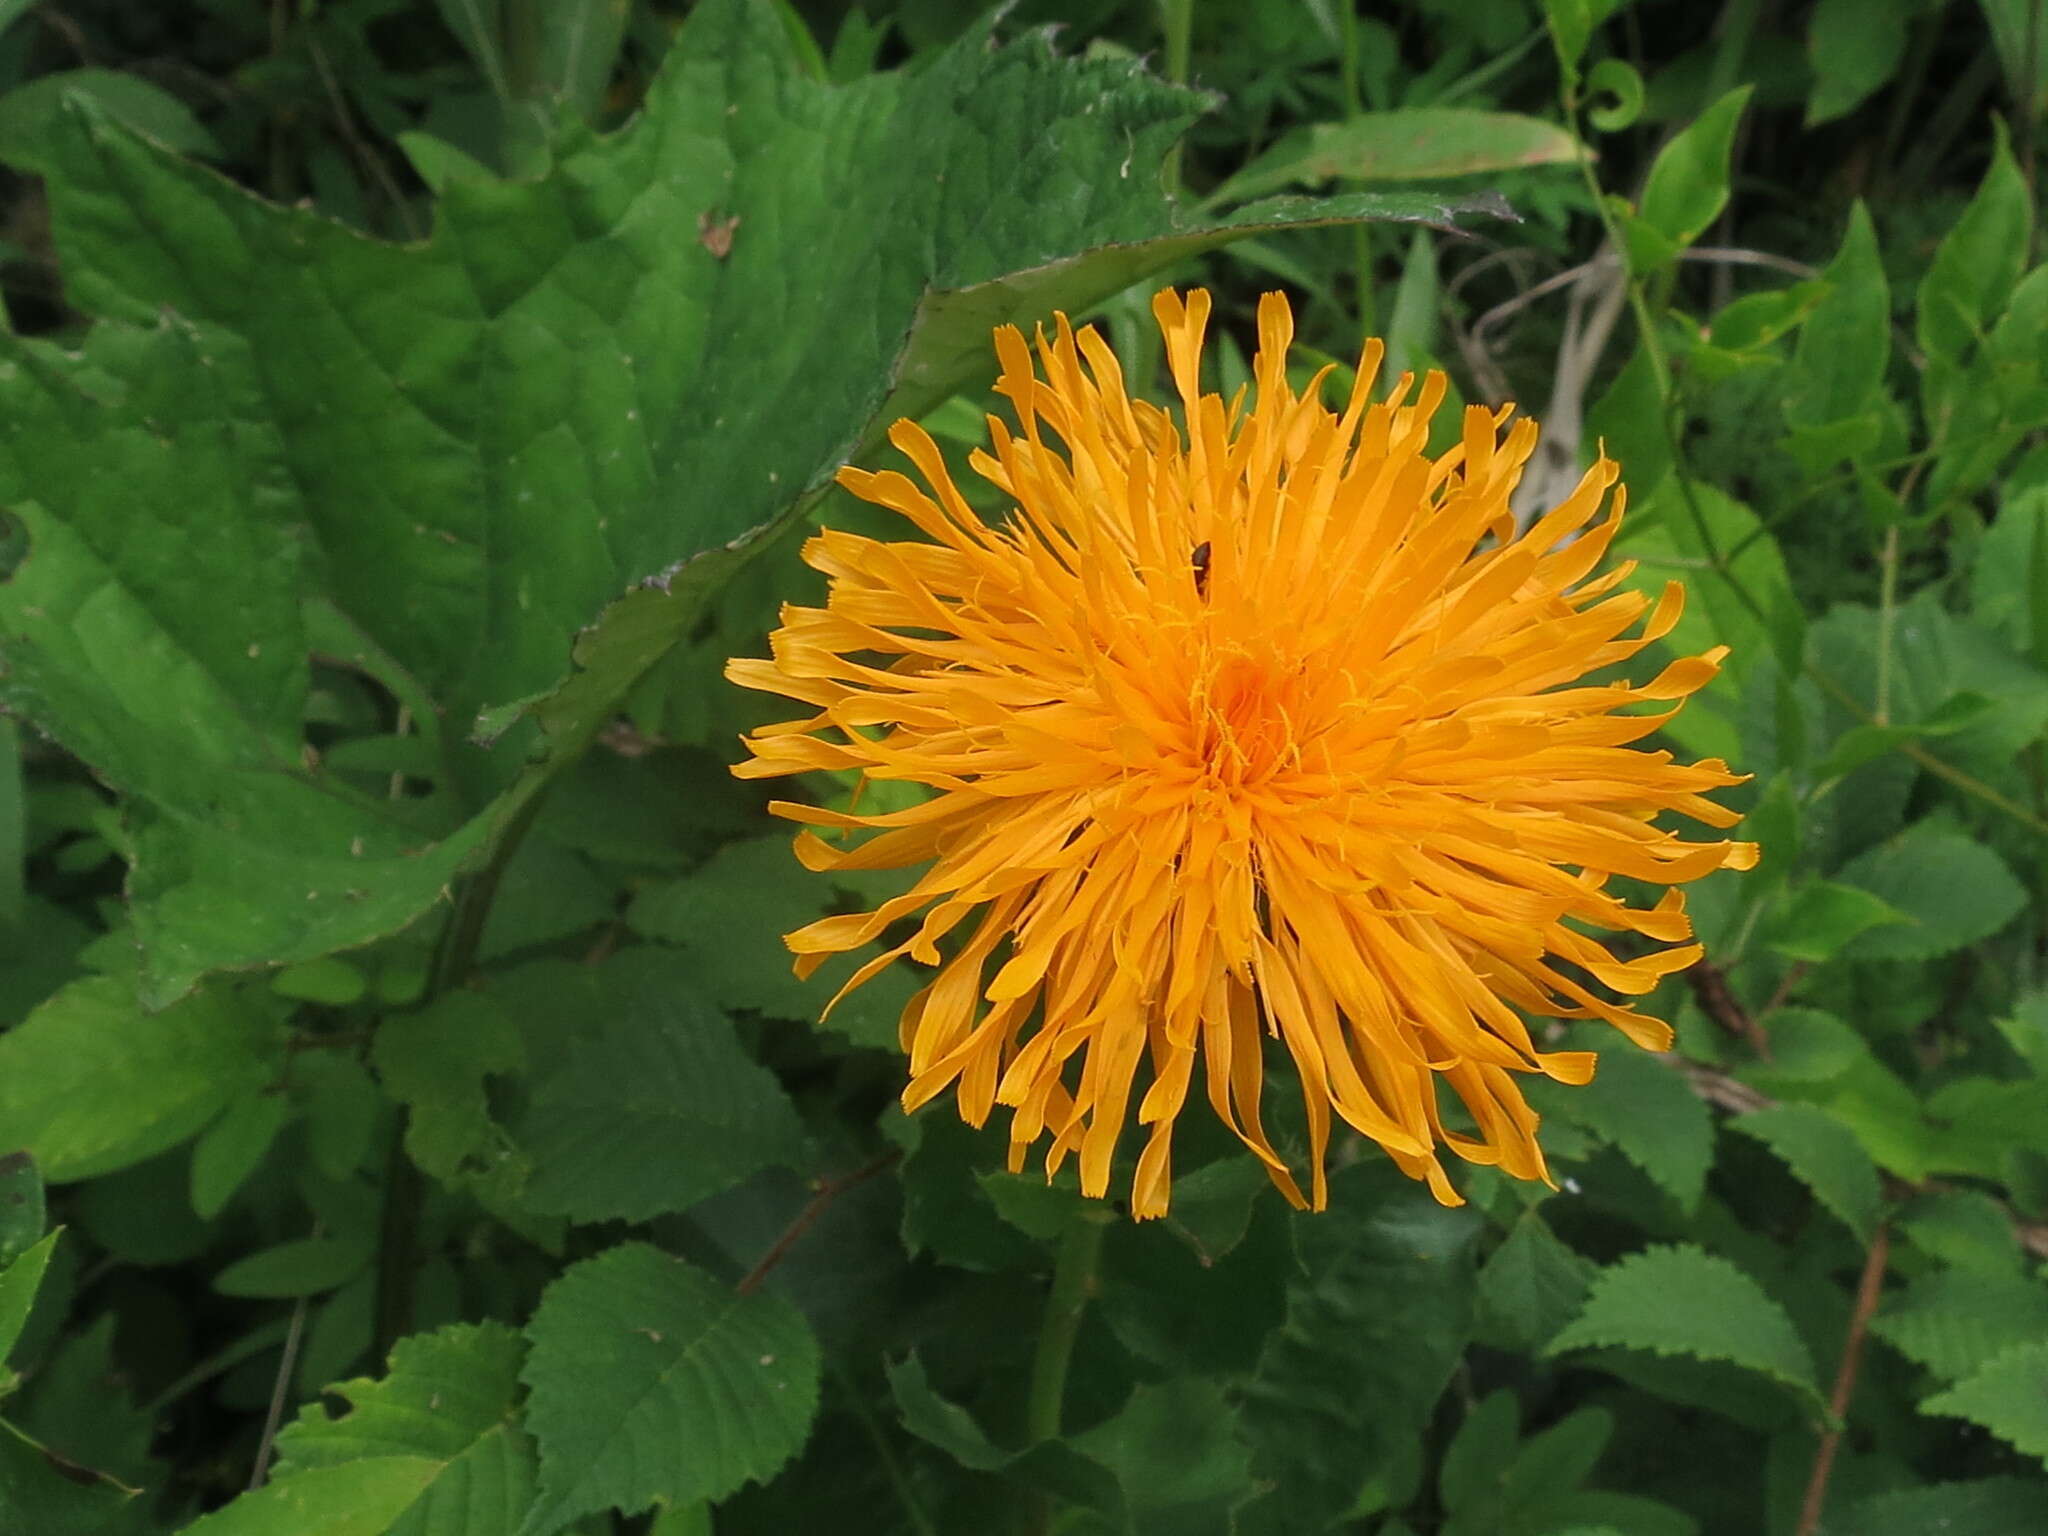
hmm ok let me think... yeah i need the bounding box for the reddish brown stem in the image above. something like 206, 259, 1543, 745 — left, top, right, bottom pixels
1796, 1223, 1891, 1536
737, 1151, 902, 1297
1685, 960, 1773, 1060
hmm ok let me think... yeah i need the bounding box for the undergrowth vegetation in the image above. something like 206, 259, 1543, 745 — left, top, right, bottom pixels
0, 1, 2045, 1533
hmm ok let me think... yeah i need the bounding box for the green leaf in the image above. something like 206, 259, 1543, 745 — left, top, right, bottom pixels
518, 1242, 820, 1535
1764, 879, 1909, 962
3, 0, 1492, 1001
0, 68, 222, 162
1897, 1188, 2023, 1272
1212, 109, 1583, 203
0, 1152, 44, 1266
0, 976, 272, 1181
1729, 1104, 1881, 1243
1994, 989, 2048, 1077
190, 1092, 292, 1220
1478, 1211, 1597, 1350
0, 1418, 140, 1535
885, 1352, 1122, 1516
373, 990, 525, 1193
212, 1322, 540, 1536
1532, 1047, 1713, 1213
1917, 131, 2032, 366
1840, 1478, 2048, 1536
174, 1461, 450, 1536
1439, 1389, 1519, 1516
1616, 482, 1800, 758
271, 958, 369, 1007
1548, 1245, 1822, 1409
530, 0, 632, 118
510, 949, 806, 1224
1835, 825, 2026, 961
1235, 1168, 1481, 1534
1069, 1378, 1257, 1520
1625, 87, 1752, 273
1805, 0, 1911, 124
214, 1236, 372, 1299
625, 836, 841, 1023
1872, 1267, 2048, 1382
1922, 1341, 2048, 1464
1922, 1077, 2048, 1181
0, 1229, 58, 1366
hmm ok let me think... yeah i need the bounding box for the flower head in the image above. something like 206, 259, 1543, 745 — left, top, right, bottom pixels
728, 288, 1754, 1219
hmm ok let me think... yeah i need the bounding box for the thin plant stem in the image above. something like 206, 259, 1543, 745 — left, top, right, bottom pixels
250, 1224, 320, 1489
1158, 0, 1193, 190
373, 784, 551, 1361
737, 1152, 903, 1297
1796, 1223, 1892, 1536
1874, 523, 1900, 724
1025, 1210, 1110, 1445
833, 1361, 940, 1536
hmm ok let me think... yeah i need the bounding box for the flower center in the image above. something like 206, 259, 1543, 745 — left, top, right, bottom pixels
1193, 648, 1305, 788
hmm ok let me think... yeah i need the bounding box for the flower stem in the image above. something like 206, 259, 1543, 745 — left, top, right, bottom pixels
1025, 1209, 1110, 1445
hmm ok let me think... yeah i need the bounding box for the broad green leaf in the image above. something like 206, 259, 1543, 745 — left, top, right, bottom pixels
1995, 989, 2048, 1077
508, 949, 805, 1223
1782, 202, 1889, 434
1917, 131, 2032, 367
1835, 825, 2026, 961
1531, 1047, 1712, 1212
1235, 1168, 1481, 1534
190, 1092, 292, 1220
241, 1322, 537, 1536
0, 1418, 140, 1535
9, 1313, 157, 1487
887, 1353, 1123, 1516
1981, 0, 2048, 111
214, 1236, 372, 1299
1872, 1267, 2048, 1382
272, 958, 369, 1008
1970, 482, 2048, 659
1897, 1188, 2023, 1272
1, 0, 1491, 1001
1729, 1104, 1881, 1243
1616, 481, 1799, 760
1477, 1212, 1597, 1350
300, 1054, 382, 1184
1921, 1077, 2048, 1181
0, 69, 222, 161
1841, 1477, 2048, 1536
1625, 87, 1752, 273
0, 976, 272, 1181
176, 1460, 445, 1536
1212, 109, 1583, 204
626, 836, 842, 1023
0, 1229, 58, 1366
373, 994, 520, 1175
1805, 0, 1911, 124
530, 0, 631, 118
0, 315, 497, 1008
0, 1152, 43, 1266
1764, 879, 1908, 962
1499, 1406, 1615, 1511
1922, 1341, 2048, 1464
1548, 1245, 1821, 1409
518, 1243, 820, 1535
1068, 1378, 1258, 1519
1438, 1389, 1519, 1517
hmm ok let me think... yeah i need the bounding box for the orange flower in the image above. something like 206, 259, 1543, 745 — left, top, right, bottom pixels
728, 288, 1754, 1219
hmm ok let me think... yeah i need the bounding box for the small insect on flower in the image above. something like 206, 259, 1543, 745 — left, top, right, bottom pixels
727, 287, 1755, 1220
